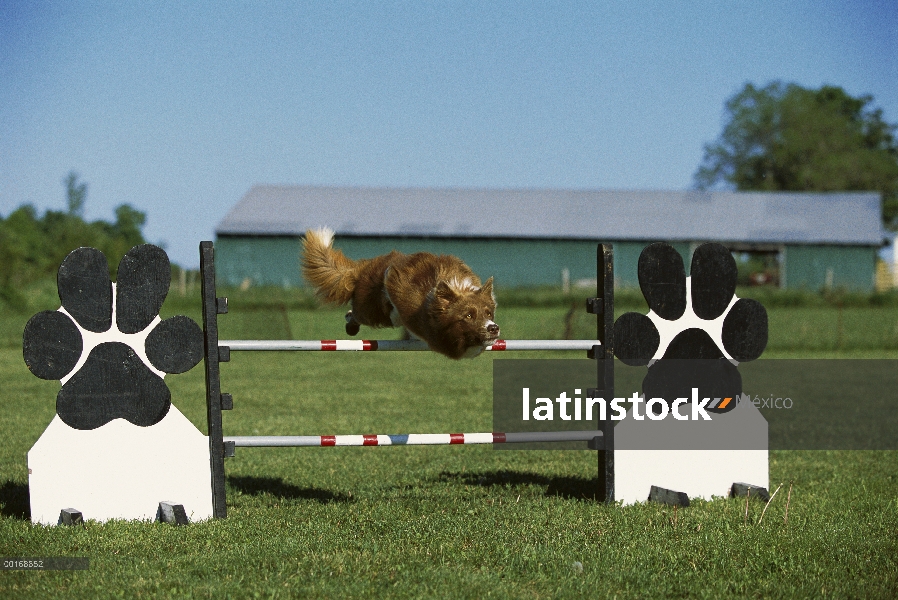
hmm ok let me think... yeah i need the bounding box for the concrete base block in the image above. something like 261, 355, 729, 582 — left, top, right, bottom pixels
648, 485, 690, 507
731, 482, 771, 502
157, 502, 189, 525
58, 508, 83, 526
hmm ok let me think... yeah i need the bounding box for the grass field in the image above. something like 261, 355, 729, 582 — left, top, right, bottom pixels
1, 292, 897, 598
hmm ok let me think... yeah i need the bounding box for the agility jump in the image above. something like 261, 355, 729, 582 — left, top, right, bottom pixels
24, 239, 768, 523
200, 241, 617, 519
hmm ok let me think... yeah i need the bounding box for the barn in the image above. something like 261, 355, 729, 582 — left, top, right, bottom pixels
214, 185, 886, 292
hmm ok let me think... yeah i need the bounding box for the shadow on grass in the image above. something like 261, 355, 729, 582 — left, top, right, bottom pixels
0, 480, 30, 520
436, 470, 600, 501
227, 475, 352, 504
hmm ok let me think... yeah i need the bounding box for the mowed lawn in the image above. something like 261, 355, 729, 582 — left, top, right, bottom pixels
0, 299, 896, 598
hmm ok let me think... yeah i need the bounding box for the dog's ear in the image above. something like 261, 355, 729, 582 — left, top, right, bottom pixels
434, 280, 457, 307
479, 277, 494, 300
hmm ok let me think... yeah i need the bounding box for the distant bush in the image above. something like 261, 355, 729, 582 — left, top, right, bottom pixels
0, 173, 148, 310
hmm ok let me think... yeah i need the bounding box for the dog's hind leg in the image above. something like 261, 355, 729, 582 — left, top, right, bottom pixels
345, 311, 361, 336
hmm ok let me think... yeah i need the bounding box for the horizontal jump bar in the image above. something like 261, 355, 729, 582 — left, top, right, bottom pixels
224, 430, 602, 447
219, 339, 600, 351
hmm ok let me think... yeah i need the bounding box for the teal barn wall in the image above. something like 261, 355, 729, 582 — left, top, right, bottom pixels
784, 245, 877, 291
216, 236, 304, 288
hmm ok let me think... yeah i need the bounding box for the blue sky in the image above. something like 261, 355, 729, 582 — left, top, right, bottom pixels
2, 1, 896, 267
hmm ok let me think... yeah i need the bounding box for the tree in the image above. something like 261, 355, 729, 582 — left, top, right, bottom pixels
0, 173, 149, 308
113, 204, 147, 247
64, 171, 87, 217
694, 81, 898, 229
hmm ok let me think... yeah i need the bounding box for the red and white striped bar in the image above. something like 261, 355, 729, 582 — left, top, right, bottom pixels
225, 430, 602, 447
219, 339, 600, 352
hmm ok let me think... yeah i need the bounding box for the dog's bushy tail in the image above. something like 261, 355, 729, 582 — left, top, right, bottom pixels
301, 228, 358, 305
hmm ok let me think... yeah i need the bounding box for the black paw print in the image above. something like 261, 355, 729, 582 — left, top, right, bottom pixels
23, 245, 204, 430
613, 242, 768, 414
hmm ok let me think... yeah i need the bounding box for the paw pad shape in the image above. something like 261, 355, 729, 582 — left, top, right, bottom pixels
613, 242, 768, 413
23, 245, 204, 430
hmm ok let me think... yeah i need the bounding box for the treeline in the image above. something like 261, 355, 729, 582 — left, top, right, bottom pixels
0, 173, 147, 308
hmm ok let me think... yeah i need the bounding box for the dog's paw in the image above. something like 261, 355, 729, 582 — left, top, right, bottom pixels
612, 242, 768, 413
23, 245, 204, 430
345, 310, 360, 336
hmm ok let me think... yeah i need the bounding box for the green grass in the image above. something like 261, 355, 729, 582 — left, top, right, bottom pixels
2, 301, 897, 597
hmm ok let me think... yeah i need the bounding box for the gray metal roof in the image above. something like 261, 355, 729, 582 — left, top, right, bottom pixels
216, 185, 885, 246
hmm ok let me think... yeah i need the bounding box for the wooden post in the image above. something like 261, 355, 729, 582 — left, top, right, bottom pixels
595, 244, 615, 502
200, 241, 228, 518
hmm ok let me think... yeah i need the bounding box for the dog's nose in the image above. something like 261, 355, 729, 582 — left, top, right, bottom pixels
487, 323, 499, 336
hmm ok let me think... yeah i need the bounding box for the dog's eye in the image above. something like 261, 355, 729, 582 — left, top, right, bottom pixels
465, 313, 473, 319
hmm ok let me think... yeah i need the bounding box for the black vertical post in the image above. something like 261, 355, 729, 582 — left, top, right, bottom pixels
200, 241, 228, 518
596, 244, 614, 502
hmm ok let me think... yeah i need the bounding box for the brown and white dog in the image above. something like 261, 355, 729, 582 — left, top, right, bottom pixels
301, 228, 499, 359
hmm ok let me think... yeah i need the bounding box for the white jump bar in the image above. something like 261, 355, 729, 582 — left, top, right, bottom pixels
219, 339, 600, 352
224, 430, 603, 447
